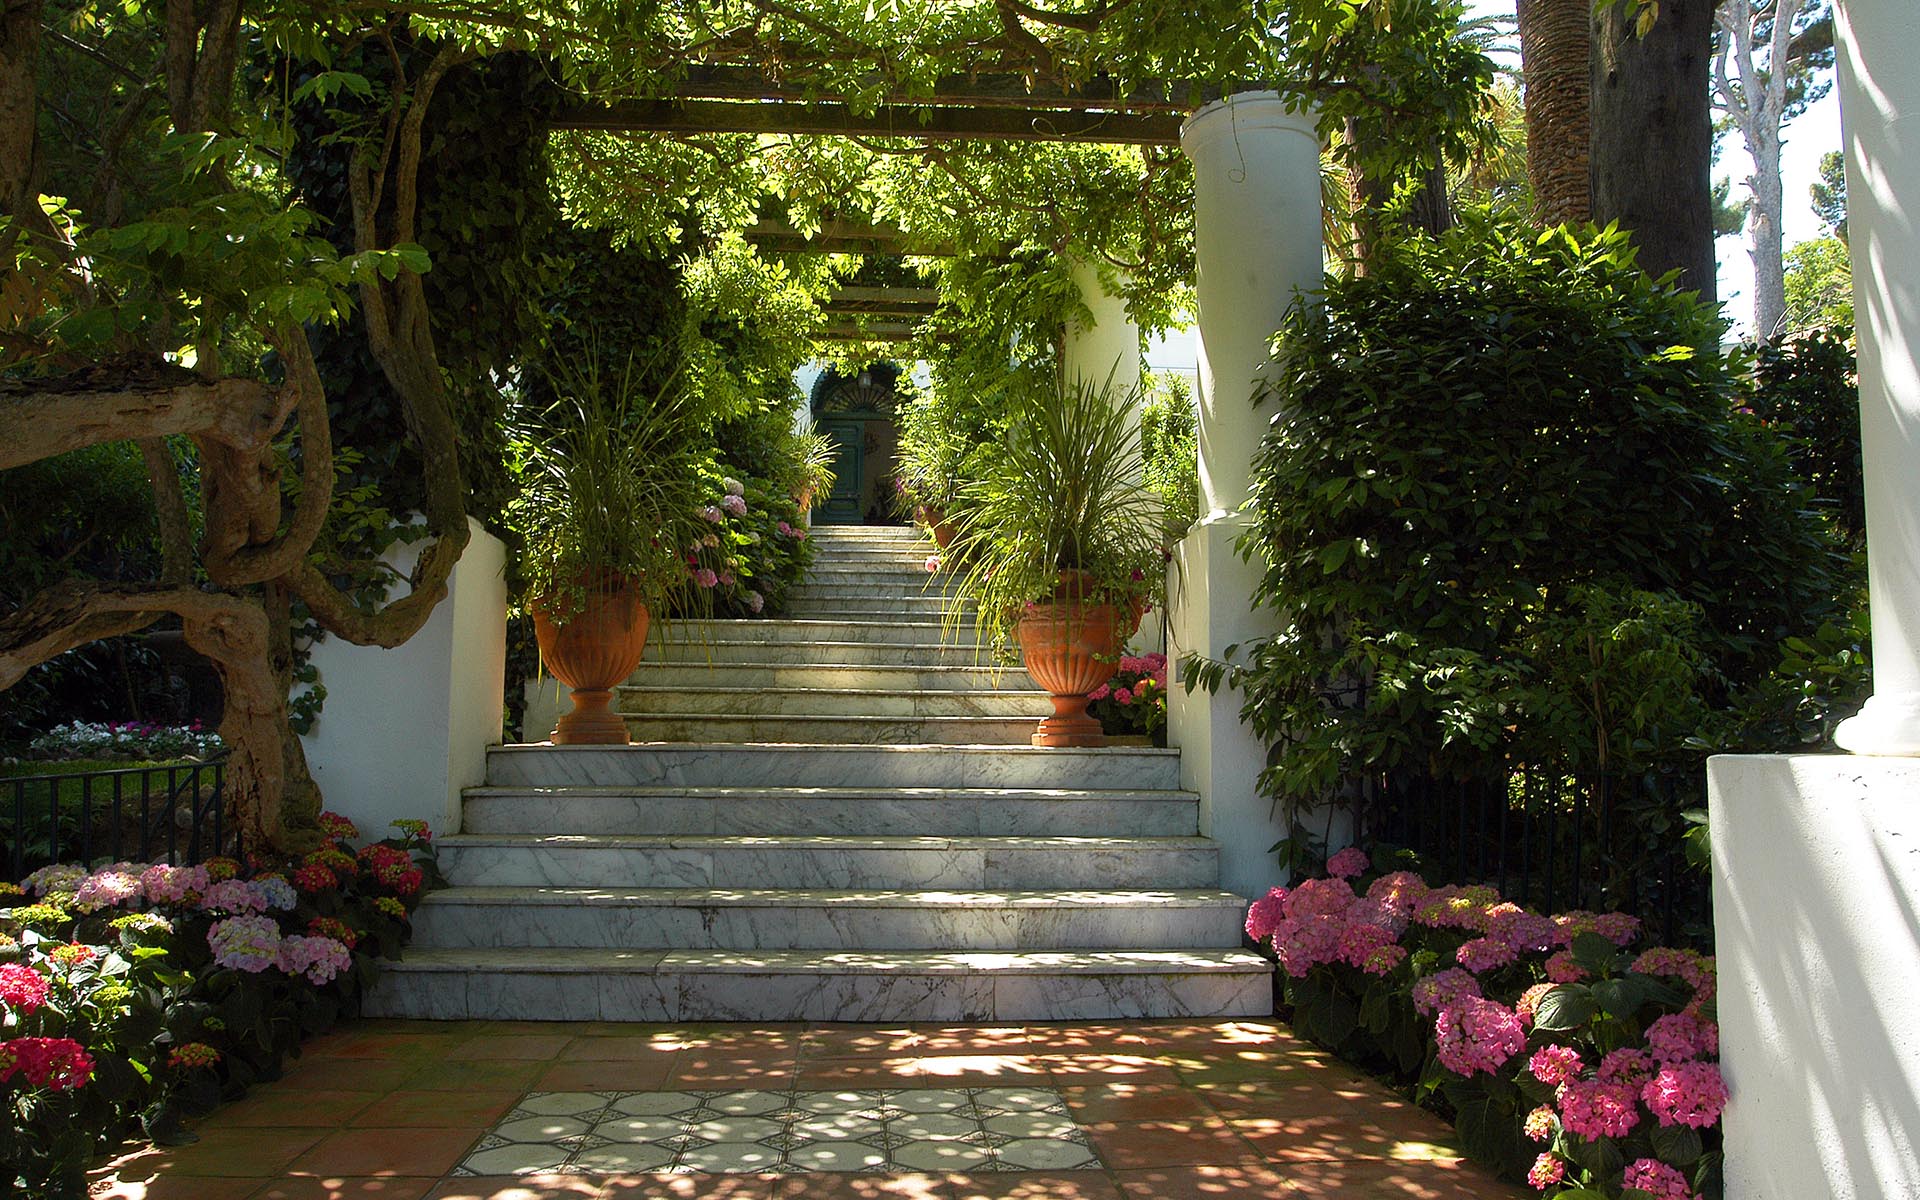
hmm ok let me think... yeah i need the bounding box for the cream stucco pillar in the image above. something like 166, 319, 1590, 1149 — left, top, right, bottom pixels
1833, 0, 1920, 755
1063, 259, 1144, 397
1168, 92, 1324, 899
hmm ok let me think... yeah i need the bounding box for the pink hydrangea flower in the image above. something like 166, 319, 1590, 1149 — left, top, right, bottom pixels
71, 868, 144, 912
1545, 950, 1588, 983
700, 505, 725, 523
1485, 905, 1558, 954
1326, 847, 1371, 879
140, 863, 209, 905
1272, 914, 1343, 977
1245, 888, 1288, 942
1528, 1044, 1585, 1088
720, 494, 748, 517
1411, 968, 1482, 1016
1527, 1152, 1565, 1190
746, 591, 765, 613
1365, 871, 1427, 930
277, 934, 354, 985
208, 915, 283, 973
1288, 876, 1358, 917
1115, 687, 1133, 705
925, 555, 941, 572
0, 964, 49, 1014
1557, 1079, 1640, 1139
1642, 1060, 1729, 1129
1361, 944, 1407, 975
0, 1036, 94, 1091
1434, 996, 1526, 1076
1337, 920, 1395, 968
1456, 936, 1518, 973
693, 567, 719, 589
200, 879, 266, 914
1523, 1106, 1557, 1142
1645, 1012, 1712, 1063
1623, 1157, 1695, 1200
1599, 1047, 1656, 1086
1593, 911, 1641, 946
1515, 982, 1556, 1027
1088, 683, 1112, 701
718, 570, 736, 586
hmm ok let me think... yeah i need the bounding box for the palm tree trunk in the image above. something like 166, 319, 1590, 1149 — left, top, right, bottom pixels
1517, 0, 1593, 225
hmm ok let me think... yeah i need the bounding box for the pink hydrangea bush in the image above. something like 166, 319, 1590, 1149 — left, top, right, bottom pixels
0, 816, 438, 1192
1248, 852, 1724, 1198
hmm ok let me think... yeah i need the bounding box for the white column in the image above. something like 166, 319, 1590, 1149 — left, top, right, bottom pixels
1168, 92, 1324, 899
1833, 0, 1920, 755
1711, 755, 1920, 1197
299, 517, 506, 839
1063, 259, 1144, 396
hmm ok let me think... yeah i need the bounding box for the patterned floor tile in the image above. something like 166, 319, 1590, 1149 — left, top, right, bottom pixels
454, 1086, 1109, 1176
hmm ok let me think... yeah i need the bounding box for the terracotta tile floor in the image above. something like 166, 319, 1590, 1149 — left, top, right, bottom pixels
92, 1019, 1527, 1200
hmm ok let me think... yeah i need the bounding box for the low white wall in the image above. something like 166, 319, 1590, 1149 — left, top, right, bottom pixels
522, 673, 564, 744
299, 518, 506, 839
1166, 516, 1287, 900
1710, 754, 1920, 1199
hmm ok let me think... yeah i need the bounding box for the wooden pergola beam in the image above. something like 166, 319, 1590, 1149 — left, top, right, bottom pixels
551, 99, 1184, 145
741, 219, 978, 257
814, 320, 935, 341
661, 66, 1219, 114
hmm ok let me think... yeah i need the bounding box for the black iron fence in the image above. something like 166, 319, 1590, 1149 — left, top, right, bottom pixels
6, 756, 236, 880
1357, 766, 1712, 948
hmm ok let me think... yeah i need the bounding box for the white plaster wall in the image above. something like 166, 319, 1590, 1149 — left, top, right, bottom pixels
300, 518, 505, 839
1710, 754, 1920, 1199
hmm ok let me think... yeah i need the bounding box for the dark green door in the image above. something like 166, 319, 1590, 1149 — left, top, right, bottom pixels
817, 418, 864, 524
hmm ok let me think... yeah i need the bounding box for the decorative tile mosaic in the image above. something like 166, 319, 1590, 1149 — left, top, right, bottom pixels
452, 1086, 1102, 1176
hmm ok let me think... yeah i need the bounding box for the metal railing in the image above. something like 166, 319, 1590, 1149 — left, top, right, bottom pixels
6, 755, 235, 879
1357, 766, 1712, 948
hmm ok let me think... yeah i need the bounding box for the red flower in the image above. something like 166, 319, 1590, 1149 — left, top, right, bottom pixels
0, 964, 48, 1014
292, 864, 338, 893
0, 1037, 95, 1091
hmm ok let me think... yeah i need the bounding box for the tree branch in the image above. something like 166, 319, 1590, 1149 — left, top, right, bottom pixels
0, 357, 294, 469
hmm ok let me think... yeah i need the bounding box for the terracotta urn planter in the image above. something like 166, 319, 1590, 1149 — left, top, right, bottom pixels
531, 576, 651, 745
914, 505, 959, 550
1016, 594, 1125, 748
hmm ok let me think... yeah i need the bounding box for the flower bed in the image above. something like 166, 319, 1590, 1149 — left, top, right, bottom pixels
1087, 652, 1168, 742
23, 721, 224, 762
0, 815, 437, 1195
1248, 850, 1723, 1199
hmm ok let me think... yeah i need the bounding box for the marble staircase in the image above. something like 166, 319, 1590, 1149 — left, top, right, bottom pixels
366, 525, 1268, 1021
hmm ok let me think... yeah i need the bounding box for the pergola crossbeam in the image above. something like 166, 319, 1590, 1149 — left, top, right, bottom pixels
551, 99, 1183, 145
658, 66, 1219, 114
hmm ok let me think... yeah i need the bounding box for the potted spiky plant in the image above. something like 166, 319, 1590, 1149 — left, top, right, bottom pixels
507, 352, 707, 744
944, 374, 1167, 747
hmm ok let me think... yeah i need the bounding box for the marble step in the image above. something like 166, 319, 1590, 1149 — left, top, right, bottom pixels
487, 743, 1183, 790
635, 639, 998, 667
805, 565, 951, 582
362, 946, 1273, 1022
621, 713, 1039, 745
434, 833, 1220, 889
616, 684, 1047, 718
460, 785, 1200, 838
786, 607, 976, 624
644, 619, 968, 651
410, 886, 1249, 951
791, 583, 962, 602
613, 662, 1027, 692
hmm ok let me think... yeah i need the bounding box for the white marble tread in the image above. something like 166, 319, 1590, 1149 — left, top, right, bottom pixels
619, 714, 1045, 746
437, 833, 1218, 851
380, 945, 1269, 975
463, 784, 1198, 801
486, 744, 1182, 791
420, 885, 1245, 908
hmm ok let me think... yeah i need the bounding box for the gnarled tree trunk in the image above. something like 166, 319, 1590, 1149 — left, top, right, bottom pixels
1590, 0, 1719, 305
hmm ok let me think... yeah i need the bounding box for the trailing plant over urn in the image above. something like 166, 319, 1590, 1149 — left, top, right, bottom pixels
944, 374, 1169, 744
505, 348, 709, 742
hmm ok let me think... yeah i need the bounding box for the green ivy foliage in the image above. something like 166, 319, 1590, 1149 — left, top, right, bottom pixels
1193, 217, 1849, 811
1140, 370, 1200, 540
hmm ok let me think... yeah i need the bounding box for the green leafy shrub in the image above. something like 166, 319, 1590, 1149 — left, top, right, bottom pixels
1193, 218, 1847, 820
1748, 328, 1863, 544
1140, 371, 1200, 540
